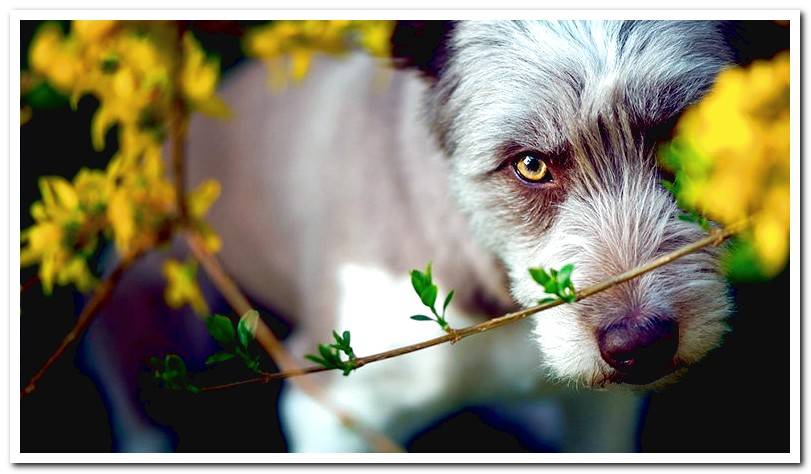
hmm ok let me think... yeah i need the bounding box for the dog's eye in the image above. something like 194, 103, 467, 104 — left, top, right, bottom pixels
513, 154, 552, 184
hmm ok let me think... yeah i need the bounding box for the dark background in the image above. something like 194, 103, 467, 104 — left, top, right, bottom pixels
20, 20, 791, 453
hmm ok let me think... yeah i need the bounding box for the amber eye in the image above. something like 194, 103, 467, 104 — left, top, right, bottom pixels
513, 154, 552, 183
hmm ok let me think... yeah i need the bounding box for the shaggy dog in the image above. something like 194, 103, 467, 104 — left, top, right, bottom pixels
89, 20, 744, 452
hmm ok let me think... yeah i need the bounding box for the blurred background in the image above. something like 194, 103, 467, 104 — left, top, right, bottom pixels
20, 20, 790, 453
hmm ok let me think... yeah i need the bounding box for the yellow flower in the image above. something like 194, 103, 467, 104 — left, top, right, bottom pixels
244, 20, 395, 87
21, 176, 100, 294
357, 21, 394, 57
57, 256, 97, 292
662, 51, 790, 279
22, 20, 228, 295
107, 189, 136, 257
73, 168, 108, 215
29, 23, 80, 91
163, 258, 209, 315
188, 179, 220, 219
181, 32, 231, 118
72, 20, 117, 42
187, 179, 223, 253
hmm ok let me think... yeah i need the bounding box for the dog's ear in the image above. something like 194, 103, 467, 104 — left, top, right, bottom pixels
719, 20, 789, 65
390, 20, 456, 80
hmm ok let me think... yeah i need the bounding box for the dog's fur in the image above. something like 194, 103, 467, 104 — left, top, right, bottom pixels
90, 20, 740, 452
178, 20, 735, 451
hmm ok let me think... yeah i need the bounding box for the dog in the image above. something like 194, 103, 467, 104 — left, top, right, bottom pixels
178, 20, 735, 451
86, 20, 741, 452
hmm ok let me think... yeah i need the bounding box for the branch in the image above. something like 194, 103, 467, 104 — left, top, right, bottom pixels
168, 25, 400, 452
200, 219, 749, 390
184, 232, 298, 369
20, 274, 39, 293
170, 33, 190, 224
21, 249, 145, 397
184, 231, 403, 453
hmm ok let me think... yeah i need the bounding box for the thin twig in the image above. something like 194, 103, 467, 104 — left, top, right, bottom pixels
20, 274, 39, 293
21, 250, 145, 397
200, 219, 749, 391
185, 231, 403, 453
185, 232, 299, 370
168, 25, 400, 452
170, 68, 190, 223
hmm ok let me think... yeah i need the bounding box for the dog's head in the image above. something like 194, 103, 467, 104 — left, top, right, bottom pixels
394, 20, 737, 388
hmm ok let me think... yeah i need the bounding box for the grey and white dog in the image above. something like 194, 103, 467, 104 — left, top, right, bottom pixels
92, 20, 740, 452
183, 20, 735, 451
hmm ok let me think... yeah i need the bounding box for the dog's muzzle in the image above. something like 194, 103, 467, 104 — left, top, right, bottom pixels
598, 313, 679, 384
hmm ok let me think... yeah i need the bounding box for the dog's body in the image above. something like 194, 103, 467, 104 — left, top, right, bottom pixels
88, 20, 739, 452
180, 20, 734, 451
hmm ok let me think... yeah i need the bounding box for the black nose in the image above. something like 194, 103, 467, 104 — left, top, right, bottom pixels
598, 315, 678, 384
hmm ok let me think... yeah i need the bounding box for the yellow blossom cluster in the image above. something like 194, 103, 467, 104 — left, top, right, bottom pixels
21, 145, 222, 294
661, 51, 790, 278
29, 21, 229, 155
23, 20, 225, 301
243, 20, 394, 88
163, 258, 209, 315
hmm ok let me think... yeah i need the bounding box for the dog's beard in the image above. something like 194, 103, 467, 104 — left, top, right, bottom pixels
503, 185, 731, 389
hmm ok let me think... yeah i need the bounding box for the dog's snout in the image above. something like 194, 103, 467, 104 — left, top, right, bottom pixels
598, 315, 678, 384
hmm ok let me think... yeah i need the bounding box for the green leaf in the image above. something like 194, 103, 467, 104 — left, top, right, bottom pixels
410, 314, 433, 321
442, 290, 455, 315
205, 314, 236, 346
100, 54, 119, 74
557, 264, 574, 288
186, 384, 201, 394
560, 290, 577, 304
722, 237, 769, 281
24, 81, 68, 109
410, 269, 428, 295
237, 310, 259, 349
318, 343, 336, 365
205, 351, 236, 366
342, 331, 351, 346
419, 284, 438, 309
425, 262, 433, 284
305, 354, 327, 366
341, 361, 356, 376
529, 268, 551, 286
164, 354, 187, 378
245, 356, 262, 374
678, 211, 711, 231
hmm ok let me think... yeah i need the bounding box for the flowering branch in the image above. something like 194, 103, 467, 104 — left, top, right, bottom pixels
198, 219, 749, 392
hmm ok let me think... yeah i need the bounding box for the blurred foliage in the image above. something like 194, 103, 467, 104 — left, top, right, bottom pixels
660, 51, 790, 280
20, 20, 394, 308
21, 20, 225, 295
244, 20, 394, 89
163, 258, 209, 315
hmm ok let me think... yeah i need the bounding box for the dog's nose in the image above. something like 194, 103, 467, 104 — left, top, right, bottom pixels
598, 315, 678, 384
